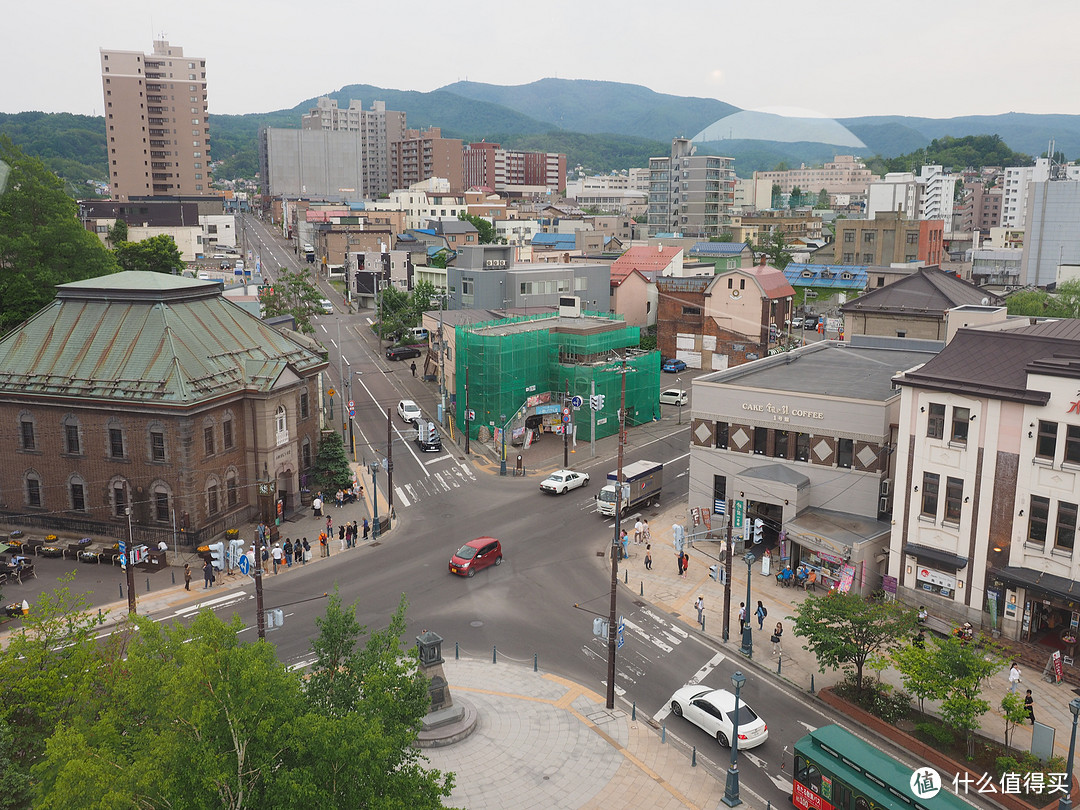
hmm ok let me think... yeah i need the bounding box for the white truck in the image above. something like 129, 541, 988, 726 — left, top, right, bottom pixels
595, 460, 663, 518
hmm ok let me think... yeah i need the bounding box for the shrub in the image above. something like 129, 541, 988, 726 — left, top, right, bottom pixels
915, 721, 955, 748
836, 673, 911, 723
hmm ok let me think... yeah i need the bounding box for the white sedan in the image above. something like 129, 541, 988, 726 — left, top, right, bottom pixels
397, 399, 421, 423
659, 389, 688, 406
539, 469, 590, 495
668, 686, 768, 749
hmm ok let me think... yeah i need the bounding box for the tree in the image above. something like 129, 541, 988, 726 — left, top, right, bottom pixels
311, 431, 353, 495
789, 185, 803, 208
457, 212, 494, 244
258, 266, 323, 334
1001, 692, 1029, 755
376, 284, 413, 342
771, 182, 783, 209
1052, 278, 1080, 318
113, 233, 185, 274
816, 188, 830, 208
410, 279, 438, 321
750, 229, 794, 270
106, 218, 127, 247
789, 592, 916, 696
933, 634, 1006, 759
0, 136, 118, 333
893, 638, 947, 713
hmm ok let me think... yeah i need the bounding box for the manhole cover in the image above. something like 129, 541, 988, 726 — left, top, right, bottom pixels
470, 620, 484, 628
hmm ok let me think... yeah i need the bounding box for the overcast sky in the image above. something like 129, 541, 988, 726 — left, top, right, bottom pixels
4, 0, 1078, 121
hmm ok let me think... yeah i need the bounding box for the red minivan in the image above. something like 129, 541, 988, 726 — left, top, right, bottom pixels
449, 537, 503, 577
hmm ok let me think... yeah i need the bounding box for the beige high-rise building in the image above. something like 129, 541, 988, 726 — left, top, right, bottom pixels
100, 40, 210, 200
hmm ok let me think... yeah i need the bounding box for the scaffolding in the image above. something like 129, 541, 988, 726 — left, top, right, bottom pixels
455, 313, 661, 445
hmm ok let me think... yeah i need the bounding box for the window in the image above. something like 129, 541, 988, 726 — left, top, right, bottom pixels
844, 231, 854, 243
713, 475, 727, 515
682, 306, 701, 316
926, 403, 945, 439
70, 479, 86, 512
921, 472, 940, 517
302, 438, 312, 470
1037, 420, 1058, 460
275, 406, 288, 446
1028, 496, 1050, 546
62, 420, 81, 454
951, 407, 970, 444
112, 481, 128, 518
150, 429, 166, 462
226, 470, 239, 507
715, 421, 729, 450
1066, 425, 1080, 465
774, 430, 789, 458
204, 425, 215, 456
863, 231, 875, 243
944, 477, 963, 523
842, 253, 854, 263
753, 427, 768, 455
862, 253, 875, 263
794, 432, 810, 462
1056, 501, 1077, 551
20, 419, 35, 451
207, 481, 220, 516
109, 426, 125, 458
836, 438, 853, 468
153, 486, 170, 523
907, 232, 919, 244
223, 416, 234, 450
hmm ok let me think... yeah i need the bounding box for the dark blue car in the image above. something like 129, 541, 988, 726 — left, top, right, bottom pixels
662, 358, 687, 373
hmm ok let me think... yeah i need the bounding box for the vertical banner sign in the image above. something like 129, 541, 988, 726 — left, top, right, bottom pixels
733, 499, 744, 529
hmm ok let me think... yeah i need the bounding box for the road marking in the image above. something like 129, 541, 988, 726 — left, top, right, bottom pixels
622, 617, 673, 653
342, 355, 350, 366
740, 750, 794, 792
287, 657, 317, 671
405, 483, 418, 503
423, 454, 454, 465
686, 651, 726, 685
434, 473, 450, 492
167, 590, 248, 616
365, 317, 374, 325
797, 720, 817, 732
321, 324, 327, 333
394, 487, 411, 508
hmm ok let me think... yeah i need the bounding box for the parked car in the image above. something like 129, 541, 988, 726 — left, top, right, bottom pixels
319, 299, 334, 314
668, 686, 768, 749
790, 316, 804, 329
386, 346, 422, 361
804, 317, 819, 330
662, 358, 687, 373
397, 399, 421, 423
659, 389, 688, 406
449, 537, 503, 577
539, 469, 590, 495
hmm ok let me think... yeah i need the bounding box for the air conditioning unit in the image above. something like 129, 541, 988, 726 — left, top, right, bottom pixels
880, 478, 891, 497
879, 496, 891, 515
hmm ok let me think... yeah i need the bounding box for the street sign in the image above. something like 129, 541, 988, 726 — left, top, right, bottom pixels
327, 387, 337, 397
119, 540, 126, 570
562, 413, 571, 424
570, 395, 583, 409
562, 407, 571, 416
466, 409, 476, 421
238, 554, 250, 576
348, 399, 355, 417
733, 499, 744, 529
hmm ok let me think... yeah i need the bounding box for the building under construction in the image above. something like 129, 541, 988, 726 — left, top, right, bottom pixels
454, 308, 660, 447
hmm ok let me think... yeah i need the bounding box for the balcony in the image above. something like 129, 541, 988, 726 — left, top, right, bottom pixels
149, 140, 169, 148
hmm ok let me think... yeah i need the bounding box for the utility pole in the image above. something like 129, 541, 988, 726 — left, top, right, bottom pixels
563, 379, 570, 468
254, 519, 266, 640
125, 509, 137, 615
590, 379, 596, 459
337, 318, 346, 441
464, 366, 470, 455
606, 357, 628, 710
723, 501, 733, 643
438, 298, 447, 425
386, 405, 394, 522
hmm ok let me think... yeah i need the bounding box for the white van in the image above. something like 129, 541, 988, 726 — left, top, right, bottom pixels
409, 327, 429, 342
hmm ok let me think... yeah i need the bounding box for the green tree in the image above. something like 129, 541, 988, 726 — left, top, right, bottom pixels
816, 188, 830, 208
457, 212, 494, 244
376, 285, 413, 342
1001, 691, 1029, 755
106, 218, 127, 247
113, 233, 185, 274
933, 634, 1006, 759
1052, 278, 1080, 318
0, 136, 118, 333
258, 266, 323, 334
893, 637, 948, 713
789, 185, 803, 208
750, 229, 794, 270
311, 431, 353, 495
771, 182, 783, 209
410, 279, 438, 321
789, 592, 916, 696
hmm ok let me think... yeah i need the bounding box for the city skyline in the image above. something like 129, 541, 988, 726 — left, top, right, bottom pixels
3, 0, 1079, 122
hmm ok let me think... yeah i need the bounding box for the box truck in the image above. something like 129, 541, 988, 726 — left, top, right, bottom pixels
595, 460, 663, 517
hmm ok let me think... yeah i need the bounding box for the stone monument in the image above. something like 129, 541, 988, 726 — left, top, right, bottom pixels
415, 630, 477, 747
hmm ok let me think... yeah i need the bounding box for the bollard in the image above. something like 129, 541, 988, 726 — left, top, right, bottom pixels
455, 641, 459, 660
534, 653, 538, 672
640, 581, 644, 597
98, 608, 102, 619
632, 701, 636, 721
661, 723, 666, 743
171, 571, 176, 585
146, 577, 150, 592
810, 674, 815, 694
777, 655, 782, 676
493, 645, 497, 664
692, 746, 697, 767
119, 584, 124, 598
624, 569, 628, 584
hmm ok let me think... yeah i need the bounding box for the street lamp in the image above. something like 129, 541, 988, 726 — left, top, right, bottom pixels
722, 670, 747, 807
1061, 697, 1080, 810
741, 552, 756, 657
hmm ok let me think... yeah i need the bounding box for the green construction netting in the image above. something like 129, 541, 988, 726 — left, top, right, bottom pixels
454, 314, 661, 445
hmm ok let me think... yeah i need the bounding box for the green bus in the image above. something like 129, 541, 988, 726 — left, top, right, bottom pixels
793, 725, 974, 810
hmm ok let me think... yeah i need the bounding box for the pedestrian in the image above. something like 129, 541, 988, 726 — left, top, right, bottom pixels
756, 600, 767, 630
621, 530, 629, 560
680, 550, 689, 577
1009, 662, 1022, 693
351, 520, 359, 547
284, 538, 293, 567
339, 524, 346, 553
641, 519, 650, 542
362, 517, 370, 540
676, 550, 683, 577
184, 563, 192, 591
695, 595, 705, 630
261, 544, 269, 574
410, 360, 417, 377
319, 532, 328, 558
203, 559, 214, 589
634, 518, 643, 545
271, 543, 282, 574
335, 489, 344, 509
738, 602, 746, 629
1024, 689, 1036, 724
644, 544, 652, 570
771, 622, 784, 656
312, 493, 323, 517
302, 538, 311, 564
326, 515, 333, 534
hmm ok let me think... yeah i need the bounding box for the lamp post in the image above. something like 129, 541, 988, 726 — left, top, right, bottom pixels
740, 552, 756, 657
1061, 698, 1080, 810
722, 670, 746, 806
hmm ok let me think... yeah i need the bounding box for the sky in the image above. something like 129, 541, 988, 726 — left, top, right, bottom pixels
3, 0, 1079, 121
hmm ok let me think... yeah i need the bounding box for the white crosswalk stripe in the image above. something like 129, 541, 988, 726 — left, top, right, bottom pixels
394, 487, 411, 508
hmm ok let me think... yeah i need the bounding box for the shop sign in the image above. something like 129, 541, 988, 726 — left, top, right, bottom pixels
740, 401, 825, 420
917, 566, 956, 590
818, 551, 843, 565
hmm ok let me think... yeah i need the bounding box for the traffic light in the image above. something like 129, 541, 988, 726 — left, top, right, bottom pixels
753, 518, 764, 545
590, 394, 606, 411
208, 542, 225, 570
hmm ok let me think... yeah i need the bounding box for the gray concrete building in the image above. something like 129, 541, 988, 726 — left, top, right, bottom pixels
300, 97, 406, 196
1020, 179, 1080, 287
647, 138, 735, 238
260, 128, 370, 201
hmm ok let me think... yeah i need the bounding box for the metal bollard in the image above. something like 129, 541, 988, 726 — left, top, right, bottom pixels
455, 641, 459, 660
624, 569, 628, 584
146, 577, 150, 592
640, 581, 644, 596
533, 653, 538, 672
632, 701, 636, 721
661, 723, 666, 743
778, 655, 782, 676
810, 674, 815, 694
171, 571, 176, 585
119, 584, 124, 598
493, 645, 497, 664
692, 746, 697, 767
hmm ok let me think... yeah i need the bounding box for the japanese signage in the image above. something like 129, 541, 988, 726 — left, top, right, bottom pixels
741, 401, 825, 420
917, 566, 956, 590
733, 499, 744, 529
793, 780, 833, 810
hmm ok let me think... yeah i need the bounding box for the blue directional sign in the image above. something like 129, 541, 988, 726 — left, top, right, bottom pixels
119, 540, 126, 570
238, 554, 250, 576
570, 395, 583, 409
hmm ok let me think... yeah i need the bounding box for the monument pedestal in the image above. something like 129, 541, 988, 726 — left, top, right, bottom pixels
414, 630, 477, 748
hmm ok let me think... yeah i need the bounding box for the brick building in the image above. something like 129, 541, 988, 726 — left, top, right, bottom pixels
0, 273, 328, 546
833, 212, 945, 266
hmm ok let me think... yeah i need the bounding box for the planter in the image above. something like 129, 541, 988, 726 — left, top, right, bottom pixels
819, 688, 1076, 810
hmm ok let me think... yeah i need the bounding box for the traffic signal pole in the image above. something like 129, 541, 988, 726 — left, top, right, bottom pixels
590, 379, 596, 458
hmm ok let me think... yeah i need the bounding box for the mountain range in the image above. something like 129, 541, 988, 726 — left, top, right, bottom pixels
5, 78, 1080, 186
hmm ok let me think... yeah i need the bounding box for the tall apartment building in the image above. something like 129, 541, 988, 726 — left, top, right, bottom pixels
1020, 179, 1080, 287
100, 40, 210, 200
1001, 157, 1080, 229
866, 165, 958, 233
753, 155, 873, 197
647, 138, 735, 237
833, 211, 945, 266
389, 128, 463, 192
953, 181, 1002, 234
300, 97, 406, 196
462, 142, 566, 194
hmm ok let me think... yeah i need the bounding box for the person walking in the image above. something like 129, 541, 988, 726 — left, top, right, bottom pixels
680, 550, 689, 578
633, 518, 643, 545
271, 543, 282, 574
261, 544, 270, 575
644, 544, 652, 570
410, 360, 417, 377
203, 559, 214, 589
738, 602, 746, 630
319, 532, 328, 558
1008, 662, 1022, 693
184, 563, 192, 591
351, 520, 359, 548
695, 596, 705, 630
620, 530, 630, 560
641, 519, 651, 542
771, 622, 784, 656
1024, 689, 1036, 724
362, 517, 370, 541
326, 515, 333, 534
755, 600, 768, 630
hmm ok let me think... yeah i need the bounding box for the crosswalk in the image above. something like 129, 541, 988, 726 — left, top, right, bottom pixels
392, 458, 476, 509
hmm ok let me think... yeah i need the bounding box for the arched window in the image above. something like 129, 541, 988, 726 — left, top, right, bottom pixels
109, 476, 129, 518
222, 410, 235, 450
275, 405, 288, 446
18, 410, 37, 452
203, 416, 216, 457
206, 475, 221, 517
301, 437, 312, 471
106, 418, 126, 460
147, 422, 167, 462
225, 468, 239, 508
68, 474, 88, 513
24, 470, 42, 508
151, 481, 171, 523
62, 414, 83, 456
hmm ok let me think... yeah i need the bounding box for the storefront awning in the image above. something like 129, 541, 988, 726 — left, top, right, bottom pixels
902, 543, 968, 571
989, 566, 1080, 604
